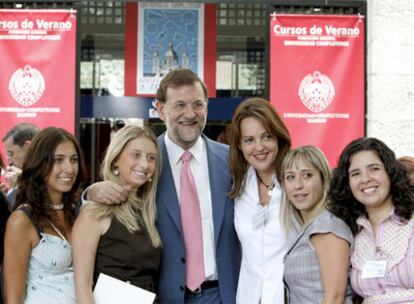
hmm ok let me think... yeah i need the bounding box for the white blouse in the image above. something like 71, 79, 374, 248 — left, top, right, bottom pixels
235, 166, 286, 304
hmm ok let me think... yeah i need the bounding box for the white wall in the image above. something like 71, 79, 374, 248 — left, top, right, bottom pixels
367, 0, 414, 157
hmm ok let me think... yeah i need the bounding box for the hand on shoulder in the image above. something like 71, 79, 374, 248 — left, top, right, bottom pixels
86, 180, 131, 205
0, 181, 8, 197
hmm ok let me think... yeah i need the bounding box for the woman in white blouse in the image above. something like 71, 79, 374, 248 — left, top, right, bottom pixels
229, 98, 291, 304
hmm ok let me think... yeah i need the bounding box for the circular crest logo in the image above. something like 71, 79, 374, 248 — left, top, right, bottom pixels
298, 71, 335, 113
8, 65, 46, 107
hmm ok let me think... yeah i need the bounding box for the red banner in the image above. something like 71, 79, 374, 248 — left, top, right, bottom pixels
0, 9, 77, 162
269, 14, 365, 166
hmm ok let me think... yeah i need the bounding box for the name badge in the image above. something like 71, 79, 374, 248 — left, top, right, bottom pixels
252, 206, 268, 228
361, 260, 387, 279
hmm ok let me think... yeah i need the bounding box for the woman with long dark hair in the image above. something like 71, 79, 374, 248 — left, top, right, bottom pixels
3, 127, 86, 304
329, 137, 414, 303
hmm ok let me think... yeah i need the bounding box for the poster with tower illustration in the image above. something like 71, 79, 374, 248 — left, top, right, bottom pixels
124, 3, 216, 97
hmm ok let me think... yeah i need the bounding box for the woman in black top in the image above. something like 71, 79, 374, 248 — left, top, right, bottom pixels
73, 125, 162, 303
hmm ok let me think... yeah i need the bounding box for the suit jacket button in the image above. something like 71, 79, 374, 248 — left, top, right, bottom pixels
181, 257, 185, 264
180, 286, 184, 292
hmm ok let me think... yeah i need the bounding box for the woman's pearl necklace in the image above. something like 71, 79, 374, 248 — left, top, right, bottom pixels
49, 203, 64, 210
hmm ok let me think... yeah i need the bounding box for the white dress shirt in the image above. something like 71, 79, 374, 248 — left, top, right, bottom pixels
235, 166, 286, 304
164, 134, 217, 280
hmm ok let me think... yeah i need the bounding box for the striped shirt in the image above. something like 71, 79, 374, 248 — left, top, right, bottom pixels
351, 211, 414, 304
284, 210, 354, 304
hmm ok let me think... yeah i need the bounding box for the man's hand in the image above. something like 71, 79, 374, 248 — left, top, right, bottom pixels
86, 180, 130, 205
4, 166, 22, 189
0, 181, 8, 197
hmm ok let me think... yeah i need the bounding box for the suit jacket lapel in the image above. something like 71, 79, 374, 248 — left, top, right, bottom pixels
205, 137, 228, 244
157, 135, 230, 241
157, 135, 183, 235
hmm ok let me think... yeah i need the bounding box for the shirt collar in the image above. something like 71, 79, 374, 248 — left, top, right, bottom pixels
246, 165, 280, 189
244, 165, 281, 203
356, 207, 405, 228
164, 133, 204, 165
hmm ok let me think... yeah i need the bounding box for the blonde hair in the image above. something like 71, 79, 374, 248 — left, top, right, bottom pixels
83, 125, 161, 247
280, 145, 331, 235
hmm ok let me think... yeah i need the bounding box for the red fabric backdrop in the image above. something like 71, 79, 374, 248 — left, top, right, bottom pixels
269, 14, 365, 166
0, 9, 77, 164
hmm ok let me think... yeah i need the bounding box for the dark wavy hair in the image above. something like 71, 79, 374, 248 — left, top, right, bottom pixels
229, 97, 291, 198
328, 137, 414, 234
14, 127, 87, 228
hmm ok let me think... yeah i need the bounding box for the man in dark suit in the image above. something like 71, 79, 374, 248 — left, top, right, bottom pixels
1, 123, 39, 208
87, 69, 241, 303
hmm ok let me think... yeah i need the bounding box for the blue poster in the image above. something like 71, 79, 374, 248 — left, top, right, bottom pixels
137, 3, 204, 95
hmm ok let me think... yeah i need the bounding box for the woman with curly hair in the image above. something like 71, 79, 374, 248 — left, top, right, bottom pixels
329, 137, 414, 304
3, 127, 86, 304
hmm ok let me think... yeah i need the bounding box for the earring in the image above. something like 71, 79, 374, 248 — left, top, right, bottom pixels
148, 177, 152, 183
114, 167, 120, 176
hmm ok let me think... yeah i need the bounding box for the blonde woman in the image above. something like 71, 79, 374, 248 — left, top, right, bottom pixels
281, 146, 353, 304
72, 125, 162, 303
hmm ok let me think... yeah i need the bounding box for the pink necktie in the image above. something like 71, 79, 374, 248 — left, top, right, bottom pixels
180, 151, 205, 291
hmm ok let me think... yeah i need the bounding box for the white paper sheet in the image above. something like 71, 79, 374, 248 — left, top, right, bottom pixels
93, 273, 156, 304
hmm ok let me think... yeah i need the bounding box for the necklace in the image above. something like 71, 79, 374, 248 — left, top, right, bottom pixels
49, 203, 64, 210
257, 173, 276, 196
